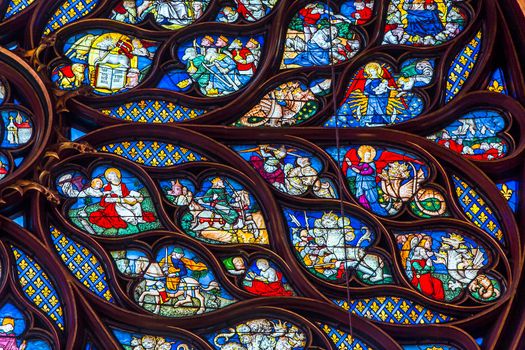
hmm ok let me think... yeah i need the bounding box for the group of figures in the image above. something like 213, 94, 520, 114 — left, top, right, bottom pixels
223, 256, 294, 296
110, 0, 211, 29
167, 35, 263, 96
215, 0, 280, 23
428, 110, 508, 160
113, 245, 235, 316
383, 0, 467, 46
397, 231, 502, 302
233, 78, 331, 127
56, 166, 160, 236
162, 176, 269, 244
287, 209, 391, 284
327, 145, 430, 216
113, 328, 192, 350
233, 144, 336, 198
281, 2, 366, 68
325, 58, 435, 127
53, 30, 158, 95
209, 319, 306, 350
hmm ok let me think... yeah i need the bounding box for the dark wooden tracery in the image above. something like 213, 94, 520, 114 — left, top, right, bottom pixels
0, 0, 523, 349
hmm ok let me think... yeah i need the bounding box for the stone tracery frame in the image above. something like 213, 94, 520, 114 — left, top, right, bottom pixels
0, 0, 524, 349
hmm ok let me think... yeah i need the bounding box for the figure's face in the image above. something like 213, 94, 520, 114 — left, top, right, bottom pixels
322, 215, 337, 228
106, 171, 120, 185
215, 179, 224, 187
172, 252, 183, 259
363, 151, 372, 162
141, 336, 156, 349
246, 41, 255, 49
233, 258, 245, 270
201, 38, 211, 46
256, 260, 268, 270
92, 179, 103, 189
355, 2, 365, 9
217, 38, 227, 47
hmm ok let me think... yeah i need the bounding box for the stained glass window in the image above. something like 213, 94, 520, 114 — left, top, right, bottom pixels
0, 0, 523, 349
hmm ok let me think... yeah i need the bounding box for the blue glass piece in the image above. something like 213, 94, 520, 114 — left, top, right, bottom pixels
70, 128, 86, 141
452, 175, 504, 244
497, 180, 519, 213
334, 297, 455, 324
156, 69, 193, 92
487, 68, 508, 95
4, 0, 36, 19
44, 0, 100, 35
10, 214, 25, 227
100, 99, 206, 123
427, 109, 508, 161
445, 30, 482, 103
98, 141, 206, 167
50, 225, 114, 302
319, 323, 373, 350
0, 303, 54, 349
11, 246, 65, 330
325, 59, 435, 127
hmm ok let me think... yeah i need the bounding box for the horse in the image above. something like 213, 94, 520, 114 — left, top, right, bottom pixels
134, 258, 219, 315
187, 190, 260, 241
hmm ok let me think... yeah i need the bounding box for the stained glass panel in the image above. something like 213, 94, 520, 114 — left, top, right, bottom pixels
0, 0, 523, 349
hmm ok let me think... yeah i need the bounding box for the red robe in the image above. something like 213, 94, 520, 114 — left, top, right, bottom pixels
244, 272, 293, 296
232, 47, 256, 74
410, 259, 445, 300
89, 183, 155, 229
352, 7, 373, 25
437, 139, 464, 153
299, 7, 321, 25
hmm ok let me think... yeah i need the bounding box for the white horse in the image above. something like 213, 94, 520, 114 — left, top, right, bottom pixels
134, 258, 219, 314
188, 190, 259, 239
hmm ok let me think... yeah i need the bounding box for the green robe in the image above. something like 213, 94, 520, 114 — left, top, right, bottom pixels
202, 187, 239, 225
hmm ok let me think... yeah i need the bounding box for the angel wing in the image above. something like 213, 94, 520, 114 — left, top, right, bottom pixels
385, 90, 408, 119
348, 91, 368, 121
65, 34, 96, 59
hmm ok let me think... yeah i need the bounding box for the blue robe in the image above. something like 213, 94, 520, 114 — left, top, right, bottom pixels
405, 7, 444, 37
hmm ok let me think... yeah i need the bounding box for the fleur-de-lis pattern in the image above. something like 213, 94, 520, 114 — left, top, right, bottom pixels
0, 0, 522, 349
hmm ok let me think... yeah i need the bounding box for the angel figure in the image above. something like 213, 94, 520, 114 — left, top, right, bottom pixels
339, 62, 408, 126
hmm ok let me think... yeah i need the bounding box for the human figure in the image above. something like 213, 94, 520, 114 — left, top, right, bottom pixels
89, 168, 156, 229
167, 180, 193, 206
403, 0, 444, 38
243, 259, 293, 296
284, 157, 319, 195
195, 177, 240, 229
223, 256, 246, 275
405, 236, 445, 300
344, 145, 382, 212
0, 160, 8, 179
249, 145, 287, 191
0, 317, 25, 350
58, 174, 104, 198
